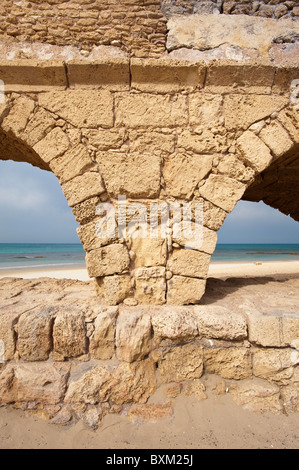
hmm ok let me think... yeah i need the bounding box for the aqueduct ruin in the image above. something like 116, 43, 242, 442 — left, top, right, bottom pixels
0, 1, 298, 424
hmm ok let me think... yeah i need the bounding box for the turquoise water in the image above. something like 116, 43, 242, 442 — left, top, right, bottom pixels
0, 243, 298, 270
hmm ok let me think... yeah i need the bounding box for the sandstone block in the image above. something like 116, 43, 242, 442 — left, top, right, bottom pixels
259, 121, 294, 159
163, 153, 213, 199
89, 308, 118, 360
167, 249, 210, 278
131, 237, 167, 267
97, 151, 161, 198
0, 363, 69, 405
246, 313, 282, 347
224, 95, 287, 131
151, 306, 198, 344
22, 108, 56, 147
2, 96, 35, 137
184, 380, 207, 401
0, 307, 22, 361
95, 274, 132, 305
49, 143, 93, 183
201, 199, 228, 232
280, 384, 299, 414
217, 154, 255, 183
77, 218, 117, 253
196, 306, 247, 341
277, 108, 299, 143
129, 130, 175, 154
253, 348, 299, 385
18, 307, 54, 361
128, 402, 173, 422
167, 276, 206, 305
39, 90, 114, 128
67, 59, 130, 91
134, 267, 166, 305
62, 171, 105, 207
236, 130, 273, 173
282, 315, 299, 347
158, 344, 204, 383
199, 174, 246, 213
72, 196, 101, 225
131, 58, 205, 93
173, 225, 218, 255
53, 311, 86, 359
229, 378, 282, 414
189, 94, 223, 127
177, 129, 228, 154
86, 244, 130, 277
85, 128, 127, 151
115, 311, 152, 362
33, 127, 70, 163
204, 347, 252, 380
115, 93, 188, 128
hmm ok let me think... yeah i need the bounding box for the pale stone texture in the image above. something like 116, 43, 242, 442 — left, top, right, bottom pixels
151, 307, 198, 344
115, 93, 188, 128
18, 308, 54, 361
199, 174, 246, 213
163, 153, 213, 199
39, 90, 114, 128
22, 108, 56, 147
177, 129, 228, 154
253, 348, 299, 385
33, 127, 70, 163
196, 306, 247, 341
49, 144, 93, 183
158, 344, 204, 383
61, 172, 105, 207
134, 267, 167, 305
129, 130, 175, 154
77, 218, 117, 253
53, 311, 86, 359
184, 380, 207, 401
204, 347, 252, 380
281, 315, 299, 347
116, 311, 152, 362
97, 151, 161, 198
95, 275, 132, 305
217, 154, 255, 184
167, 249, 210, 278
189, 94, 223, 127
230, 379, 282, 414
128, 402, 173, 422
0, 363, 69, 405
86, 244, 130, 278
277, 108, 299, 143
2, 96, 35, 137
259, 121, 294, 159
246, 313, 282, 347
0, 307, 22, 361
167, 276, 206, 305
130, 238, 167, 268
237, 130, 273, 173
89, 308, 118, 360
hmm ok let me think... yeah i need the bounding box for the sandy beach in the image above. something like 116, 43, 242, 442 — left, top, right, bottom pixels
0, 259, 298, 449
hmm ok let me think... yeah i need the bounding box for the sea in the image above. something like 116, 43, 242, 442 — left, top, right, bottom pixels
0, 243, 298, 271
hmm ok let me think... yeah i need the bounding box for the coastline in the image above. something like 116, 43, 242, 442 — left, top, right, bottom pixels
0, 259, 298, 281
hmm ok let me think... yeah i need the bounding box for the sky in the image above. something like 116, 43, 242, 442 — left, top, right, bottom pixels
0, 160, 298, 245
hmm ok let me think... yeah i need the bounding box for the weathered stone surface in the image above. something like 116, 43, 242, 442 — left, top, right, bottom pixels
246, 313, 282, 347
0, 307, 22, 361
177, 129, 228, 154
281, 384, 299, 414
184, 380, 207, 401
129, 130, 175, 154
62, 172, 105, 207
39, 90, 114, 128
53, 311, 86, 359
282, 315, 299, 347
277, 108, 299, 143
18, 307, 54, 361
189, 94, 223, 127
2, 96, 35, 137
95, 275, 132, 305
130, 238, 167, 268
86, 244, 130, 278
151, 307, 198, 344
115, 93, 188, 128
72, 196, 101, 226
199, 174, 246, 213
49, 144, 93, 183
134, 267, 166, 305
253, 348, 299, 385
33, 127, 70, 163
85, 128, 127, 151
259, 121, 294, 159
0, 363, 69, 404
158, 344, 204, 383
224, 95, 287, 130
77, 218, 117, 253
128, 402, 173, 422
163, 153, 213, 199
167, 249, 210, 278
196, 306, 247, 341
22, 108, 56, 147
204, 347, 252, 380
89, 308, 118, 360
237, 130, 273, 173
217, 154, 255, 183
229, 378, 282, 414
116, 310, 152, 362
97, 151, 161, 198
167, 276, 206, 305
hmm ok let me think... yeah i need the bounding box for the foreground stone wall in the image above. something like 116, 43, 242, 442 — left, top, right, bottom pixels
0, 277, 298, 426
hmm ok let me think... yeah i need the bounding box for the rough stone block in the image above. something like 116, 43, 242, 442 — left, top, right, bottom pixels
237, 130, 273, 173
204, 347, 252, 380
151, 306, 198, 344
22, 108, 56, 148
196, 306, 247, 341
53, 311, 86, 359
18, 307, 54, 361
95, 274, 132, 305
39, 90, 114, 128
0, 307, 22, 361
189, 93, 223, 127
277, 108, 299, 143
67, 59, 130, 91
129, 130, 175, 154
282, 315, 299, 348
217, 153, 255, 183
167, 276, 206, 305
49, 143, 93, 183
86, 244, 130, 277
33, 127, 70, 163
2, 96, 35, 137
246, 313, 282, 347
134, 267, 166, 305
62, 171, 105, 207
131, 237, 167, 267
115, 93, 188, 128
229, 378, 282, 414
177, 129, 228, 154
167, 249, 210, 278
253, 347, 299, 385
259, 121, 294, 159
158, 344, 204, 383
116, 310, 152, 362
89, 307, 118, 360
199, 174, 246, 213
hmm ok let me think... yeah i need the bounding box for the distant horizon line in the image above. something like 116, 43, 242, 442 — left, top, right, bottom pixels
0, 242, 298, 246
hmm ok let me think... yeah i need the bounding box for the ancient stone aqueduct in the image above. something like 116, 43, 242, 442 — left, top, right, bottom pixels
0, 1, 298, 425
